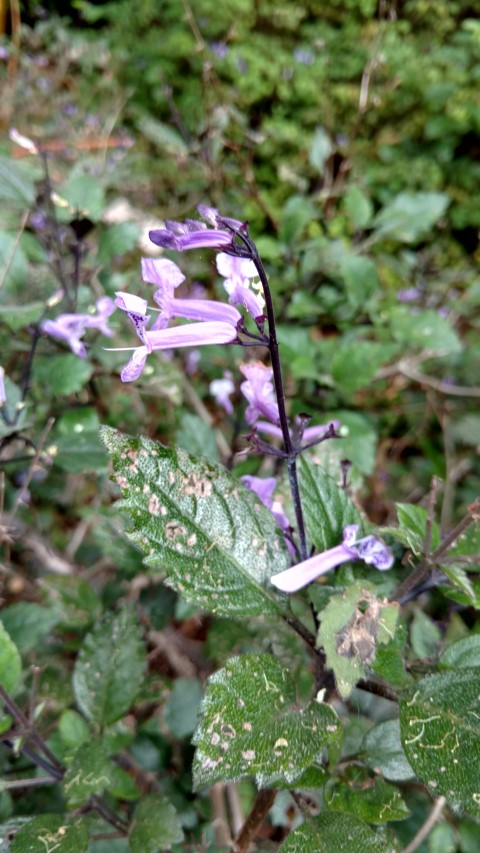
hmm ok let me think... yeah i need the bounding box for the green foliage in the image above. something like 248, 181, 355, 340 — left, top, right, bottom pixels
11, 816, 89, 853
279, 812, 396, 852
193, 654, 341, 788
72, 608, 146, 726
298, 456, 362, 552
0, 624, 21, 695
128, 795, 184, 852
100, 427, 290, 617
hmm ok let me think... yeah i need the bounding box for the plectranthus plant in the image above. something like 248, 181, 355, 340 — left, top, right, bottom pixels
91, 206, 479, 849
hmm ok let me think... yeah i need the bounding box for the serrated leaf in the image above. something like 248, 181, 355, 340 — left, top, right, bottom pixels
326, 776, 410, 824
396, 503, 441, 554
298, 455, 361, 553
317, 582, 400, 699
440, 636, 480, 670
72, 608, 146, 726
33, 354, 94, 395
128, 795, 184, 852
11, 816, 88, 853
0, 623, 21, 694
192, 654, 341, 789
63, 738, 114, 806
400, 669, 480, 817
363, 719, 415, 782
373, 191, 449, 243
100, 427, 290, 618
279, 812, 393, 852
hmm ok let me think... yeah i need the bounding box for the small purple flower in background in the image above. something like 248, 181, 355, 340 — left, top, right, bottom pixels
293, 47, 315, 65
242, 475, 291, 534
149, 205, 240, 253
270, 524, 394, 593
210, 371, 235, 415
240, 361, 279, 425
216, 253, 263, 320
0, 366, 6, 406
397, 287, 421, 303
41, 297, 116, 358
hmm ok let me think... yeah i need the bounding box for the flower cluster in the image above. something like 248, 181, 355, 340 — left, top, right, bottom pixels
40, 297, 116, 358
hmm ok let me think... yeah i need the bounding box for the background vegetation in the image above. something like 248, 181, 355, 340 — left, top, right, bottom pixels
1, 1, 480, 851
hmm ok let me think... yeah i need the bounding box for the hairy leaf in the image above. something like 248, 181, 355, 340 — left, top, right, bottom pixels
279, 812, 395, 852
72, 608, 146, 726
128, 795, 184, 852
63, 738, 114, 806
100, 427, 290, 617
298, 455, 361, 552
11, 816, 88, 853
400, 669, 480, 817
193, 653, 341, 789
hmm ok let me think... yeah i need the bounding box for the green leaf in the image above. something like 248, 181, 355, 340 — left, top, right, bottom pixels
371, 618, 410, 687
11, 816, 88, 853
298, 455, 362, 553
452, 415, 480, 447
279, 195, 317, 244
164, 678, 203, 739
100, 427, 290, 618
410, 608, 441, 659
63, 738, 114, 806
72, 608, 146, 726
0, 603, 60, 654
193, 654, 341, 789
396, 503, 441, 554
0, 623, 21, 694
373, 191, 450, 243
340, 255, 379, 312
128, 794, 184, 852
388, 307, 462, 355
332, 341, 398, 394
363, 719, 415, 782
58, 710, 90, 749
96, 221, 141, 264
400, 668, 480, 817
0, 156, 35, 207
62, 174, 105, 221
309, 127, 332, 175
279, 812, 393, 852
33, 355, 94, 396
326, 776, 410, 824
53, 410, 108, 474
0, 302, 45, 333
176, 413, 219, 461
440, 636, 480, 670
136, 115, 189, 155
344, 186, 373, 230
317, 582, 400, 699
42, 575, 102, 628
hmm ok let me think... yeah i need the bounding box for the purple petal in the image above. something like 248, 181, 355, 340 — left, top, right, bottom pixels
115, 292, 148, 315
0, 366, 7, 405
149, 228, 232, 252
351, 535, 394, 571
225, 282, 263, 320
270, 545, 353, 593
198, 205, 243, 230
121, 347, 149, 382
216, 252, 257, 280
170, 298, 241, 327
146, 321, 237, 350
141, 257, 185, 289
242, 475, 277, 508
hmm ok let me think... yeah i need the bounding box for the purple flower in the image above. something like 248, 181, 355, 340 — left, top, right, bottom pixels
0, 366, 6, 406
117, 321, 238, 382
242, 475, 290, 533
210, 371, 235, 415
397, 287, 421, 303
216, 253, 263, 320
41, 297, 116, 358
270, 524, 394, 593
149, 205, 245, 253
240, 361, 279, 425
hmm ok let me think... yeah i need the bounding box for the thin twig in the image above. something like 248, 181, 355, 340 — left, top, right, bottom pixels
0, 209, 29, 290
230, 788, 276, 853
7, 417, 55, 521
402, 796, 446, 853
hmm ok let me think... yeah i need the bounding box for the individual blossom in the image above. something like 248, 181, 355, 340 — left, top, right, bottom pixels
114, 322, 239, 383
140, 257, 241, 329
216, 253, 263, 320
242, 475, 291, 534
240, 361, 279, 425
210, 371, 235, 415
149, 205, 242, 253
270, 524, 394, 593
41, 296, 116, 358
